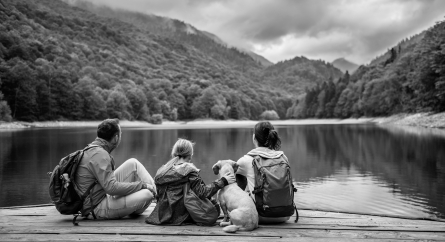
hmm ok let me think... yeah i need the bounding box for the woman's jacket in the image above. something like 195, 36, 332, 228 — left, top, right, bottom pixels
145, 160, 227, 225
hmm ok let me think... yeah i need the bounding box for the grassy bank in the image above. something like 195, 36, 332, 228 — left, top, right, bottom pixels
0, 118, 372, 130
371, 112, 445, 129
1, 112, 443, 130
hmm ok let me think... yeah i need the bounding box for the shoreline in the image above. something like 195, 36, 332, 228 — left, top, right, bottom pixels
0, 118, 375, 130
0, 112, 444, 130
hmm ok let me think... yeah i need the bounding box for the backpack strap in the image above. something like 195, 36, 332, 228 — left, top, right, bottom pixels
83, 145, 100, 151
75, 145, 100, 225
80, 180, 98, 200
251, 155, 265, 194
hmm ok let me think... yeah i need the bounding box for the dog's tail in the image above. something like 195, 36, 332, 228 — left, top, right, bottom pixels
222, 225, 240, 233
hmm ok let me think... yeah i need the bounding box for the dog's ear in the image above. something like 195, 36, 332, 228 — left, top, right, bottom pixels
212, 161, 221, 175
232, 161, 239, 173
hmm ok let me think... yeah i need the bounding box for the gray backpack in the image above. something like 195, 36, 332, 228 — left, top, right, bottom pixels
252, 155, 299, 222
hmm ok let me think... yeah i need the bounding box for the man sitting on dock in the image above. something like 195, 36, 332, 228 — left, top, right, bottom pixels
74, 118, 156, 219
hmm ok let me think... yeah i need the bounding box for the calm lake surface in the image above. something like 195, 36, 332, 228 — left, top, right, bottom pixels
1, 123, 444, 219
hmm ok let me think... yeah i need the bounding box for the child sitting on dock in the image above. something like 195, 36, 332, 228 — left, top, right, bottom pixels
74, 118, 156, 219
145, 138, 236, 225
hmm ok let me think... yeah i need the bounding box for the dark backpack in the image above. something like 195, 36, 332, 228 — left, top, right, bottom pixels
252, 154, 299, 222
48, 145, 98, 225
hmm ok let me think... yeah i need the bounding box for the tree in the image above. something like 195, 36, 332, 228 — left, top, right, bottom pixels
75, 77, 106, 120
191, 87, 226, 119
228, 106, 239, 119
151, 114, 162, 124
259, 110, 280, 120
0, 60, 38, 121
126, 87, 148, 120
170, 108, 178, 121
106, 88, 131, 120
0, 90, 12, 122
210, 103, 226, 120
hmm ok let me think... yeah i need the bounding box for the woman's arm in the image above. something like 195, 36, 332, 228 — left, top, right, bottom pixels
188, 172, 228, 199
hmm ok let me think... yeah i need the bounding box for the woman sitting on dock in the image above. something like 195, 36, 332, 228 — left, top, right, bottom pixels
145, 138, 236, 225
235, 121, 294, 224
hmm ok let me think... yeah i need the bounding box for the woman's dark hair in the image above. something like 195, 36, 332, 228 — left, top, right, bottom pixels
254, 121, 281, 150
97, 118, 120, 141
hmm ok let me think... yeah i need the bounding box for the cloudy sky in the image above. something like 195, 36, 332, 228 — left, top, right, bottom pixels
86, 0, 445, 65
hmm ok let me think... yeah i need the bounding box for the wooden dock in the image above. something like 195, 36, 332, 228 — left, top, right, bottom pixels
1, 204, 445, 241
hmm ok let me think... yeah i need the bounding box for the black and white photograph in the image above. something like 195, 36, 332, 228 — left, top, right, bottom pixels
1, 0, 445, 241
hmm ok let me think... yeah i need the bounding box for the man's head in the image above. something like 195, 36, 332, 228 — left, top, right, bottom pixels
97, 119, 121, 148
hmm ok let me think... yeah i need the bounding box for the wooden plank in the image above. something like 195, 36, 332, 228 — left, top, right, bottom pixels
2, 205, 445, 241
0, 226, 280, 237
2, 215, 445, 231
0, 234, 410, 242
4, 206, 443, 223
1, 217, 445, 232
1, 229, 445, 241
1, 211, 444, 232
2, 210, 444, 227
2, 206, 443, 225
2, 225, 445, 236
0, 204, 54, 209
0, 234, 281, 241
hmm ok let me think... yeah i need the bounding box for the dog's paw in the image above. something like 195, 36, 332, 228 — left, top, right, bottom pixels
220, 221, 231, 227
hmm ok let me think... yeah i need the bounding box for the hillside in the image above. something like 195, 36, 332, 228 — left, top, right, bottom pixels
0, 0, 401, 123
67, 0, 264, 73
260, 56, 343, 94
288, 19, 445, 119
0, 0, 293, 122
332, 58, 359, 74
245, 50, 274, 67
201, 30, 273, 67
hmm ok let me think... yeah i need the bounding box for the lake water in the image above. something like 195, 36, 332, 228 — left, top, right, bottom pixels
1, 123, 444, 220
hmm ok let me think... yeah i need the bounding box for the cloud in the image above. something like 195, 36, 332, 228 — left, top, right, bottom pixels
85, 0, 445, 64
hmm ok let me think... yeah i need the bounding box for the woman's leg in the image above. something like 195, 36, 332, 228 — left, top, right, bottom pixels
94, 158, 155, 219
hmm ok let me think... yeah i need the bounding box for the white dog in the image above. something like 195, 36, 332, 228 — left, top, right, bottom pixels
212, 160, 258, 233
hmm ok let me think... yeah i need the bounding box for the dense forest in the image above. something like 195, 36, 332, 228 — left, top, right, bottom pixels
289, 20, 445, 118
0, 0, 443, 123
0, 0, 294, 122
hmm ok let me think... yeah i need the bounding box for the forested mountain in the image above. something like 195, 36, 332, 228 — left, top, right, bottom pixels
288, 21, 445, 119
245, 50, 274, 67
0, 0, 296, 122
0, 0, 349, 123
332, 58, 359, 74
67, 0, 265, 72
3, 0, 437, 123
260, 56, 343, 94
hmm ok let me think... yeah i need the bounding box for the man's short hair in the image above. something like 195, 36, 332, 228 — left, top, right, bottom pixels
97, 119, 120, 141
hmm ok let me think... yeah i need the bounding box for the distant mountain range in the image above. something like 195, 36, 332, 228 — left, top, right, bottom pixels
332, 58, 359, 74
289, 22, 445, 119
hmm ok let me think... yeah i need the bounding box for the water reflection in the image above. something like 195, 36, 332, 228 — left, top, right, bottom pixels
0, 124, 444, 219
